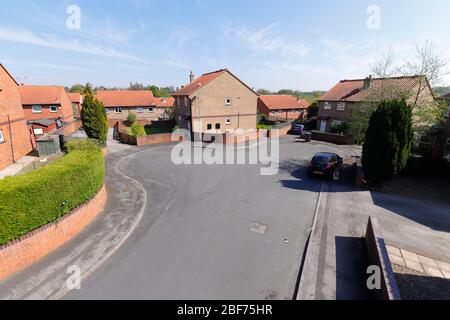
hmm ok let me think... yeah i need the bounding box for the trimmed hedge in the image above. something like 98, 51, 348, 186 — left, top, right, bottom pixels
0, 140, 105, 246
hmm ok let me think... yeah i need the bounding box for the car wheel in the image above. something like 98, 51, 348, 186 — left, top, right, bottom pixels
332, 169, 340, 181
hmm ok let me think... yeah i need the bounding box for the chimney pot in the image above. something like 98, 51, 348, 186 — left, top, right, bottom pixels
363, 75, 373, 90
190, 71, 195, 84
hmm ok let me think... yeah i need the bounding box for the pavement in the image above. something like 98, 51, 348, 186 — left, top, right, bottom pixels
298, 164, 450, 300
0, 156, 38, 179
0, 135, 357, 300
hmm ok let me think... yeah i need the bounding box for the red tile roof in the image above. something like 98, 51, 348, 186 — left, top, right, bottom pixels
19, 86, 69, 105
439, 93, 450, 100
319, 76, 426, 102
153, 97, 175, 108
67, 92, 82, 103
173, 69, 227, 96
259, 95, 310, 110
95, 90, 154, 107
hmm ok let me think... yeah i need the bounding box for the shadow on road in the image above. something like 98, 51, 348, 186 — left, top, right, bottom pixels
334, 236, 372, 300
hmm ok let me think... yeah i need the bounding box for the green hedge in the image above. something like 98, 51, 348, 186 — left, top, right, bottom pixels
0, 140, 105, 246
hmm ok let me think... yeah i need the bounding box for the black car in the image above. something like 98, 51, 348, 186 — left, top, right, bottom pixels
307, 152, 343, 180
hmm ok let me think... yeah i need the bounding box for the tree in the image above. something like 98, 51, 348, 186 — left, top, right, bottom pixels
81, 85, 108, 144
257, 89, 271, 95
69, 84, 86, 93
127, 112, 137, 125
307, 101, 319, 119
362, 100, 413, 184
129, 124, 146, 137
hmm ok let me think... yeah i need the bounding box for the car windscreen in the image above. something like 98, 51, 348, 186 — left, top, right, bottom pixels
312, 156, 330, 164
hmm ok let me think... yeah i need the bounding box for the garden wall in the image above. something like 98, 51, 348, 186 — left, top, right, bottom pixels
0, 185, 106, 280
311, 130, 351, 145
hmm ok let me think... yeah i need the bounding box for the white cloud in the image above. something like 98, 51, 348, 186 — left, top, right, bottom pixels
161, 55, 191, 69
0, 27, 149, 63
226, 22, 312, 59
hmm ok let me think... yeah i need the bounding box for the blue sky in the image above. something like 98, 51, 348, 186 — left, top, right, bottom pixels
1, 0, 449, 91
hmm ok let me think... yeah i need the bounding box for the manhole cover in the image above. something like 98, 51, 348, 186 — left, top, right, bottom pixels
250, 222, 268, 235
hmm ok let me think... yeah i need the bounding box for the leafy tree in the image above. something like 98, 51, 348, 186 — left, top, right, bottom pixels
127, 112, 137, 125
362, 100, 413, 184
69, 84, 86, 93
129, 124, 146, 137
307, 101, 319, 119
81, 85, 108, 144
257, 89, 271, 95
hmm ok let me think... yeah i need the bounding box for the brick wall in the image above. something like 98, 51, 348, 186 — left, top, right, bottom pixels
311, 130, 351, 145
0, 65, 34, 171
0, 185, 107, 281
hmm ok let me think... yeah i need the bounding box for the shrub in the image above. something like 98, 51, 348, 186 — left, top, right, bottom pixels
127, 112, 137, 125
65, 139, 103, 152
362, 100, 413, 184
81, 87, 108, 144
0, 140, 105, 246
129, 124, 146, 137
330, 122, 349, 135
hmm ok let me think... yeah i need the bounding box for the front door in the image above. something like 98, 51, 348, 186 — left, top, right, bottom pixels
319, 120, 327, 132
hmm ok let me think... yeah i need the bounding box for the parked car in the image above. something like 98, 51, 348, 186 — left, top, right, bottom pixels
307, 152, 343, 180
292, 123, 305, 134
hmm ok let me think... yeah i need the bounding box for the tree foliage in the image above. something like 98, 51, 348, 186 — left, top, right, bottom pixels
127, 112, 137, 125
81, 86, 108, 144
362, 100, 413, 184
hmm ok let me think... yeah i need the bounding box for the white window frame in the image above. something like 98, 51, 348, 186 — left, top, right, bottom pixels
184, 97, 188, 107
271, 111, 275, 116
105, 108, 110, 114
225, 98, 232, 106
33, 128, 44, 135
115, 107, 122, 114
148, 107, 155, 113
0, 129, 4, 143
332, 120, 344, 126
49, 105, 58, 113
226, 118, 232, 125
278, 111, 283, 116
137, 107, 144, 113
324, 102, 331, 110
32, 105, 42, 113
336, 102, 346, 111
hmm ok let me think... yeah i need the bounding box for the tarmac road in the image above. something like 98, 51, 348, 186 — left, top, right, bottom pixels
65, 136, 354, 300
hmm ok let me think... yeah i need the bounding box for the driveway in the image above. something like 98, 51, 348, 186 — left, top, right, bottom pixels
65, 137, 356, 300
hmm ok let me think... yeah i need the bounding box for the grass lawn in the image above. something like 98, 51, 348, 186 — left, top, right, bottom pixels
144, 127, 172, 135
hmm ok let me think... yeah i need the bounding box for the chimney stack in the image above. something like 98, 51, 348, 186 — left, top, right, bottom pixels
189, 71, 195, 84
363, 75, 373, 90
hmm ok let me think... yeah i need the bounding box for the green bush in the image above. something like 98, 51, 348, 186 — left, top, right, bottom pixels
129, 124, 146, 137
0, 140, 105, 245
81, 87, 108, 144
362, 100, 413, 184
330, 122, 349, 135
65, 139, 103, 152
127, 112, 137, 125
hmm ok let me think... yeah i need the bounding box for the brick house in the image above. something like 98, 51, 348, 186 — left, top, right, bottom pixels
95, 90, 164, 127
0, 64, 34, 171
153, 97, 175, 119
67, 92, 83, 118
173, 69, 258, 135
317, 76, 436, 132
258, 95, 310, 121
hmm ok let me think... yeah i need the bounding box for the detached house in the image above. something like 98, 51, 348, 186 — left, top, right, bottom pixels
19, 85, 76, 136
95, 90, 162, 127
317, 76, 436, 132
173, 69, 258, 135
258, 95, 310, 120
0, 64, 34, 171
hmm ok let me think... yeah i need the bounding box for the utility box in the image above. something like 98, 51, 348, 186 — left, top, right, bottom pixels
36, 135, 61, 157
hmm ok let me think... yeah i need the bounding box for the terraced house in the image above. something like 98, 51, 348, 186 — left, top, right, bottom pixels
258, 95, 310, 121
0, 64, 34, 171
173, 69, 258, 135
96, 90, 171, 127
19, 85, 77, 136
317, 76, 436, 132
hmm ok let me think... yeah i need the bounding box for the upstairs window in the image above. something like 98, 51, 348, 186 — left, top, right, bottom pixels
226, 118, 232, 125
225, 98, 232, 106
0, 129, 4, 143
149, 107, 155, 113
137, 107, 144, 113
215, 123, 221, 130
207, 124, 212, 130
324, 102, 331, 110
32, 105, 42, 113
184, 97, 188, 107
115, 107, 122, 113
337, 102, 346, 111
50, 106, 58, 113
105, 108, 110, 114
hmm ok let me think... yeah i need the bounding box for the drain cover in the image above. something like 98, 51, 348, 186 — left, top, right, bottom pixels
250, 222, 268, 235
